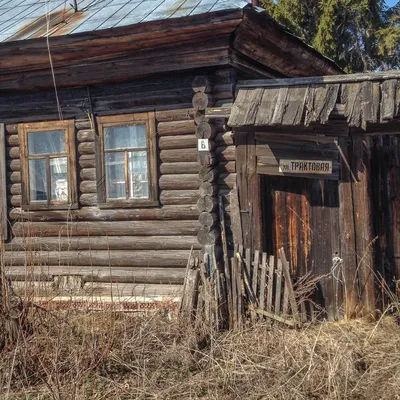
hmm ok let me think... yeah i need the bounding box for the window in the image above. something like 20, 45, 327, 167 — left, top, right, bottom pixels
97, 112, 158, 207
19, 121, 77, 210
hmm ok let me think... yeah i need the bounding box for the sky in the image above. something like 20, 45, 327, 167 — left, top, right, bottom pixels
387, 0, 398, 7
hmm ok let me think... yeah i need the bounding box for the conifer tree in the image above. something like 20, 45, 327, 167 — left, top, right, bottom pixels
261, 0, 399, 72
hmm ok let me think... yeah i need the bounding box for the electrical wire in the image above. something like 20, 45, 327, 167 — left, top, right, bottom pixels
45, 0, 63, 121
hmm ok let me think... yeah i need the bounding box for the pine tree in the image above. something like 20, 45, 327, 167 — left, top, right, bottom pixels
261, 0, 399, 72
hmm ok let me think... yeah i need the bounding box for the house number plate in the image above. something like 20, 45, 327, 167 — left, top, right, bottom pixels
198, 139, 210, 151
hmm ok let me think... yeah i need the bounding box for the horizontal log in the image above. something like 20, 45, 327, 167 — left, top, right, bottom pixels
199, 182, 218, 197
80, 193, 97, 206
197, 226, 220, 245
7, 171, 21, 183
160, 162, 200, 175
10, 205, 200, 222
199, 167, 219, 182
192, 92, 209, 111
80, 168, 96, 181
213, 83, 234, 100
195, 121, 216, 139
77, 129, 95, 142
8, 195, 21, 207
215, 131, 234, 146
199, 212, 218, 227
75, 120, 91, 130
5, 124, 18, 134
5, 250, 193, 267
5, 265, 187, 284
215, 145, 236, 161
159, 135, 197, 150
7, 159, 20, 171
197, 196, 217, 213
80, 181, 97, 194
160, 148, 197, 163
160, 190, 199, 205
78, 142, 95, 154
79, 154, 96, 169
159, 174, 199, 190
155, 108, 194, 122
157, 120, 195, 136
12, 220, 200, 237
12, 281, 183, 300
6, 134, 19, 146
6, 235, 200, 251
8, 183, 21, 195
8, 146, 20, 159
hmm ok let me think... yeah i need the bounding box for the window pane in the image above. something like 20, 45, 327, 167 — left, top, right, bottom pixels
50, 157, 68, 202
105, 152, 125, 199
28, 130, 66, 155
29, 159, 47, 202
104, 125, 146, 150
128, 151, 149, 199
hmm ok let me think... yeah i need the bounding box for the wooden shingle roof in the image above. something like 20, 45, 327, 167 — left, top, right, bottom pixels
229, 71, 400, 129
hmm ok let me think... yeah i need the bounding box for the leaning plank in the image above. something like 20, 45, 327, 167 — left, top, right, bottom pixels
252, 250, 259, 301
274, 259, 283, 315
259, 252, 267, 310
279, 247, 299, 321
254, 308, 296, 327
266, 255, 274, 313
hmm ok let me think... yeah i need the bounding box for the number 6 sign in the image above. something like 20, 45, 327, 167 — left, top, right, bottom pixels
198, 139, 210, 151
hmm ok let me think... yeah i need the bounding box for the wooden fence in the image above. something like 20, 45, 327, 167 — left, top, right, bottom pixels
181, 245, 320, 329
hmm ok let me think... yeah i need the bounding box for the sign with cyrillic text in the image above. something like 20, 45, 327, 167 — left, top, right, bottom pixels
279, 160, 333, 175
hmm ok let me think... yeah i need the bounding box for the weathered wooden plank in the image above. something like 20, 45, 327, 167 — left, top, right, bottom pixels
160, 162, 200, 175
342, 83, 363, 127
159, 135, 197, 150
160, 190, 199, 205
266, 255, 274, 313
159, 174, 200, 190
274, 259, 283, 315
281, 87, 308, 125
5, 266, 186, 284
380, 79, 398, 122
5, 250, 193, 267
271, 87, 290, 125
6, 235, 200, 251
10, 205, 199, 222
160, 148, 197, 163
12, 220, 200, 237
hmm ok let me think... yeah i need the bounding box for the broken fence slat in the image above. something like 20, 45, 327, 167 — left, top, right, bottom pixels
279, 247, 299, 323
267, 255, 274, 313
254, 308, 296, 327
259, 252, 267, 310
274, 258, 283, 316
252, 249, 260, 302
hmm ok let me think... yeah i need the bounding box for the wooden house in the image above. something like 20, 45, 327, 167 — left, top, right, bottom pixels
0, 0, 348, 307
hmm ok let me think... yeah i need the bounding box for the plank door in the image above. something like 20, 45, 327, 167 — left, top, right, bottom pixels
262, 175, 340, 319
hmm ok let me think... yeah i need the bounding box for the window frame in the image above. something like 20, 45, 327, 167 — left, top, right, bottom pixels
19, 120, 78, 210
96, 112, 158, 208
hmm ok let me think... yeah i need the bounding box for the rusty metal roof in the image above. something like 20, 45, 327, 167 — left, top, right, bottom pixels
0, 0, 249, 42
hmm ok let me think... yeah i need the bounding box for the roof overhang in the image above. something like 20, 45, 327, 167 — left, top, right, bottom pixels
0, 6, 342, 92
228, 71, 400, 131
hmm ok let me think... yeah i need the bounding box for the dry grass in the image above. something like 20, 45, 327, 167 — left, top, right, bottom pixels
1, 300, 400, 400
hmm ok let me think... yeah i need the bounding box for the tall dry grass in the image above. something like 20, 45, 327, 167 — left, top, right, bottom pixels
1, 298, 400, 400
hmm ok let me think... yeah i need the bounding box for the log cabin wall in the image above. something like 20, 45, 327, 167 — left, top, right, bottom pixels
2, 67, 235, 302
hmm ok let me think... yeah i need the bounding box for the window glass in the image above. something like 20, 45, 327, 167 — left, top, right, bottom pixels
50, 157, 68, 201
128, 151, 148, 199
29, 159, 47, 201
104, 125, 146, 150
105, 152, 125, 199
28, 130, 66, 155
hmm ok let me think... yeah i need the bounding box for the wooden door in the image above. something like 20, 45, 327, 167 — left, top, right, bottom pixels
262, 175, 340, 318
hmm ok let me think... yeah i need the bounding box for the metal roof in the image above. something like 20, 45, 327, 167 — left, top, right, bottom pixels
0, 0, 249, 42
